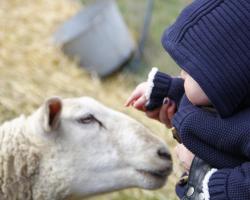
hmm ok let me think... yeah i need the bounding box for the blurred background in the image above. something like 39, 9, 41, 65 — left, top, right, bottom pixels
0, 0, 191, 199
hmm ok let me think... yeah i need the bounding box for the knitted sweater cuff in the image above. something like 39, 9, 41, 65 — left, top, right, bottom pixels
207, 169, 230, 200
172, 105, 200, 131
145, 68, 172, 110
145, 67, 158, 100
167, 77, 184, 104
202, 168, 218, 200
149, 70, 172, 99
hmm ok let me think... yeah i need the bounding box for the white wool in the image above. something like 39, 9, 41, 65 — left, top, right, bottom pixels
0, 115, 41, 200
0, 97, 172, 200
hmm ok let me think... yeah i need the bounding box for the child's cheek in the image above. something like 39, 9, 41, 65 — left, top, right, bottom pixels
184, 78, 211, 106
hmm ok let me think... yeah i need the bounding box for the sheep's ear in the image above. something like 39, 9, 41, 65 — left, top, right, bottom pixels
42, 97, 62, 132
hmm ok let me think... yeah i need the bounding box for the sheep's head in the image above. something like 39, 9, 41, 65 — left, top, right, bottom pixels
28, 97, 172, 199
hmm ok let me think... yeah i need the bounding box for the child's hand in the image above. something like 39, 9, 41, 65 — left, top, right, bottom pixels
125, 82, 148, 112
146, 98, 176, 128
125, 83, 176, 127
175, 144, 194, 173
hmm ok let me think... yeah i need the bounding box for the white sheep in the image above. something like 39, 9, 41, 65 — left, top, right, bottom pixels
0, 96, 172, 200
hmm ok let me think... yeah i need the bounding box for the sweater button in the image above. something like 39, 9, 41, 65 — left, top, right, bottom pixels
186, 186, 194, 197
198, 193, 205, 200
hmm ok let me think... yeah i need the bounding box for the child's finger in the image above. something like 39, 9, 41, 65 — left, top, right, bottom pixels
167, 100, 176, 121
125, 91, 141, 106
125, 82, 148, 107
146, 108, 159, 119
146, 108, 161, 120
159, 102, 171, 127
164, 101, 176, 128
133, 95, 147, 110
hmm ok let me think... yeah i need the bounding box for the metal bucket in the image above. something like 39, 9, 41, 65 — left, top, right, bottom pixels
54, 0, 135, 77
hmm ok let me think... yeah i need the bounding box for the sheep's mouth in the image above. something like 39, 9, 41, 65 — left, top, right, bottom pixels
136, 168, 170, 179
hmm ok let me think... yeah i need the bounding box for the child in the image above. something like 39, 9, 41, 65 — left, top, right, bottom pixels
126, 0, 250, 199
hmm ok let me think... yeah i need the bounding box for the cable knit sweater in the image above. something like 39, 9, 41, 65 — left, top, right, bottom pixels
147, 69, 250, 200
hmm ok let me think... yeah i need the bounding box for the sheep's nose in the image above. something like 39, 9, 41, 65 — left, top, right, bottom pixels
157, 147, 172, 161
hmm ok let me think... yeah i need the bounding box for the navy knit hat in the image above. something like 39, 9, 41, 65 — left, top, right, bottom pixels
162, 0, 250, 118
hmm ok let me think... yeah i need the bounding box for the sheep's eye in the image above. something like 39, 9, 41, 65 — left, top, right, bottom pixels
77, 114, 105, 128
77, 114, 95, 124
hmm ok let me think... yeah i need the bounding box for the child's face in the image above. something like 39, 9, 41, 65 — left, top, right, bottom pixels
181, 70, 211, 106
